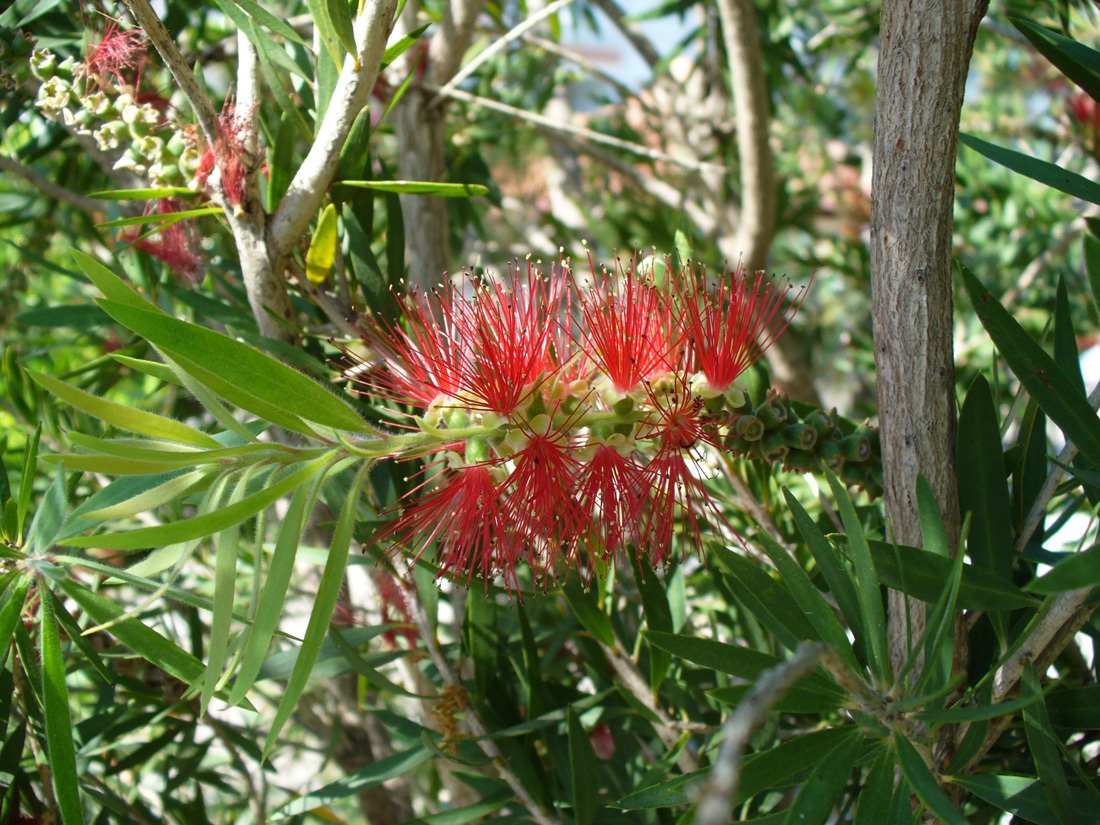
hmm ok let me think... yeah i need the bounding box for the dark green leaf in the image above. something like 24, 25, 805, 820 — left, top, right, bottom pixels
860, 540, 1036, 610
916, 692, 1039, 723
325, 0, 356, 58
950, 774, 1098, 825
1025, 541, 1100, 593
1014, 18, 1100, 102
1046, 684, 1100, 729
15, 305, 111, 329
1022, 662, 1081, 825
894, 736, 967, 825
711, 545, 817, 650
337, 180, 490, 197
568, 706, 599, 825
782, 731, 861, 825
957, 376, 1015, 587
960, 134, 1100, 206
562, 574, 615, 646
855, 747, 896, 825
0, 574, 31, 662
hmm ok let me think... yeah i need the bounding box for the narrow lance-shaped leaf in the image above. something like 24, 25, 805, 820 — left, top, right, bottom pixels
960, 134, 1100, 207
263, 462, 371, 760
1022, 662, 1082, 825
39, 586, 86, 825
960, 263, 1100, 469
28, 370, 222, 448
95, 300, 372, 437
568, 706, 600, 825
782, 730, 862, 825
894, 736, 968, 825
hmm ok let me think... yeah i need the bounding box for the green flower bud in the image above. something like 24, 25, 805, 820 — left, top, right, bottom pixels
93, 120, 128, 151
165, 130, 187, 158
29, 48, 56, 80
465, 435, 491, 464
35, 76, 71, 113
137, 134, 164, 161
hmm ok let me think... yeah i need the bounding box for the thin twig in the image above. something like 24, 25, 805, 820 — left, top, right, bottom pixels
588, 0, 662, 69
0, 154, 104, 213
693, 642, 826, 825
428, 82, 733, 177
431, 0, 579, 104
407, 588, 563, 825
597, 639, 700, 773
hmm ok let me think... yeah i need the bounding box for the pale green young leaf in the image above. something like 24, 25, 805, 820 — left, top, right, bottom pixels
28, 370, 221, 448
61, 454, 334, 550
336, 180, 491, 197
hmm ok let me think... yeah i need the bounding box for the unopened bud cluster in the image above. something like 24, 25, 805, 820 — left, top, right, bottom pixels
21, 31, 201, 188
721, 391, 882, 496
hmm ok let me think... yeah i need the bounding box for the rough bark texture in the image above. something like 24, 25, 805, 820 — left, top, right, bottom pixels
871, 0, 986, 677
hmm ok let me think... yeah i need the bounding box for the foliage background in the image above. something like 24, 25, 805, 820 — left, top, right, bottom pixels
2, 0, 1100, 823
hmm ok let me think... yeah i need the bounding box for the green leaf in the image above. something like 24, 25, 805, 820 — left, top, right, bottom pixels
336, 180, 491, 197
855, 747, 896, 825
15, 305, 111, 329
95, 301, 370, 437
306, 0, 345, 72
59, 579, 205, 687
229, 476, 322, 705
826, 470, 888, 683
263, 462, 369, 760
562, 574, 615, 647
957, 376, 1015, 587
784, 489, 864, 648
98, 206, 221, 228
74, 470, 206, 521
274, 744, 433, 818
911, 543, 965, 697
39, 587, 85, 825
862, 539, 1036, 611
394, 791, 514, 825
306, 203, 339, 284
227, 0, 308, 45
753, 531, 860, 672
782, 731, 861, 825
17, 424, 41, 542
28, 370, 221, 448
893, 736, 967, 825
915, 692, 1039, 723
1022, 662, 1081, 825
88, 187, 196, 200
1013, 18, 1100, 102
960, 133, 1100, 206
708, 682, 842, 714
1025, 541, 1100, 593
325, 0, 356, 58
1085, 235, 1100, 323
1046, 684, 1100, 729
950, 774, 1098, 825
644, 631, 844, 702
201, 475, 249, 715
961, 263, 1100, 469
711, 545, 818, 650
61, 454, 333, 550
916, 475, 950, 557
0, 574, 31, 661
26, 463, 67, 553
568, 706, 599, 825
72, 250, 157, 312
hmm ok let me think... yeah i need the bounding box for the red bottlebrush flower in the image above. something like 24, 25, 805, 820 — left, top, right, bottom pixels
682, 266, 805, 393
500, 419, 591, 579
128, 199, 202, 281
576, 443, 650, 560
356, 262, 566, 416
83, 21, 146, 90
640, 449, 718, 567
373, 570, 418, 648
376, 464, 522, 590
579, 253, 682, 394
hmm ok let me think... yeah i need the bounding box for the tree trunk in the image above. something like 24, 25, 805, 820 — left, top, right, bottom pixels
870, 0, 986, 677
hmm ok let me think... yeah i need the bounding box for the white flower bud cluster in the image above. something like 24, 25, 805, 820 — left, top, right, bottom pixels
29, 45, 200, 188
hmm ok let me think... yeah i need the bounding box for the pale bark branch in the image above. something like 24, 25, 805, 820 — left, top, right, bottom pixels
428, 83, 732, 177
0, 155, 103, 213
693, 643, 826, 825
270, 0, 400, 257
431, 0, 578, 103
588, 0, 661, 69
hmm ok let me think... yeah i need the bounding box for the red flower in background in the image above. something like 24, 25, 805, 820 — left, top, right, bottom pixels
127, 199, 202, 281
83, 21, 146, 90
